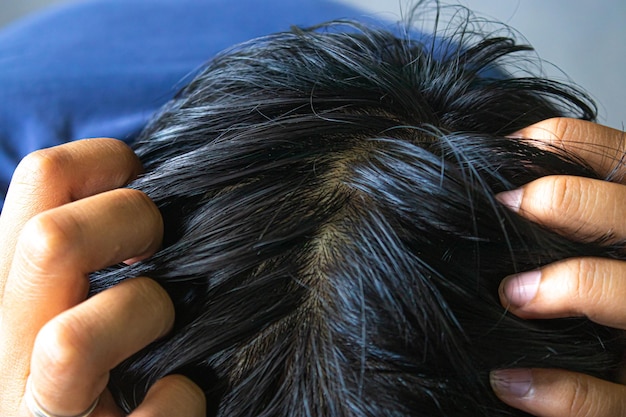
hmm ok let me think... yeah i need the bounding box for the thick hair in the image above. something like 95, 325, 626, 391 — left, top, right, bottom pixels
91, 5, 623, 416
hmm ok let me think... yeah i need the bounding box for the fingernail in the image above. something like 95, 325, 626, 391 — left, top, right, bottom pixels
501, 270, 541, 307
496, 188, 523, 212
490, 369, 534, 398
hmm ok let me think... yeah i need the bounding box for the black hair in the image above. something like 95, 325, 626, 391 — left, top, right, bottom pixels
91, 3, 623, 416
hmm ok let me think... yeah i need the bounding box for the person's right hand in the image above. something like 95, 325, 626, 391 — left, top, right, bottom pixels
0, 139, 206, 416
489, 118, 626, 417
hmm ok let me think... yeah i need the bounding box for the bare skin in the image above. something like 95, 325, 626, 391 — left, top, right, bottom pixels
491, 118, 626, 417
0, 139, 205, 416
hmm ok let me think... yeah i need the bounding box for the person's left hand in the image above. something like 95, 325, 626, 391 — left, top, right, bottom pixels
489, 118, 626, 416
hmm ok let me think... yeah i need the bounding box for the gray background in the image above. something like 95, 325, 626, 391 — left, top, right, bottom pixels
1, 0, 624, 129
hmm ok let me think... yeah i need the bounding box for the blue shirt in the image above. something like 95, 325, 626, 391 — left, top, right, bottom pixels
0, 0, 371, 207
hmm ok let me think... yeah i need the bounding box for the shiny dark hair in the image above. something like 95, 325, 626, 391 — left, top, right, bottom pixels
91, 4, 622, 416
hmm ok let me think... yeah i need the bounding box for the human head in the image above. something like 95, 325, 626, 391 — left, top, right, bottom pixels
91, 4, 623, 416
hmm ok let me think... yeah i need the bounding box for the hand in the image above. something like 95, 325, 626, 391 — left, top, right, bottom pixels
489, 118, 626, 416
0, 139, 206, 416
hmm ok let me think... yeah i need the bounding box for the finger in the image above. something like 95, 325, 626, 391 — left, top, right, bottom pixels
0, 188, 162, 410
130, 375, 206, 417
0, 138, 143, 293
497, 175, 626, 243
17, 389, 125, 417
5, 188, 163, 328
514, 118, 626, 181
29, 277, 175, 417
500, 257, 626, 328
490, 368, 626, 417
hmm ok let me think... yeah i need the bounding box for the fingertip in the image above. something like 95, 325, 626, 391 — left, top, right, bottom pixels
496, 188, 523, 212
170, 375, 207, 411
490, 369, 542, 417
114, 188, 164, 260
499, 270, 541, 310
134, 375, 206, 417
132, 277, 176, 339
490, 369, 534, 400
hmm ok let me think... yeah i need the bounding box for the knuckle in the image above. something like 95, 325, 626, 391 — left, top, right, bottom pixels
566, 258, 612, 318
550, 117, 574, 143
526, 117, 570, 144
15, 212, 76, 272
560, 371, 626, 417
565, 374, 595, 417
34, 315, 89, 383
569, 258, 597, 302
13, 148, 67, 187
539, 176, 583, 218
532, 117, 576, 146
